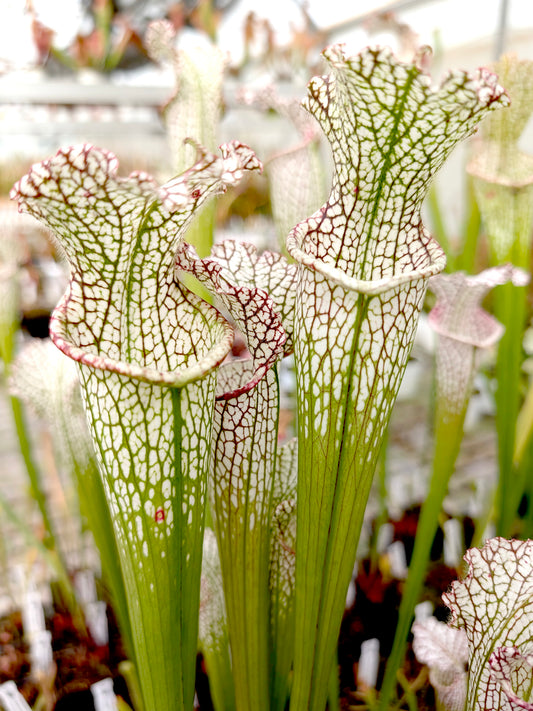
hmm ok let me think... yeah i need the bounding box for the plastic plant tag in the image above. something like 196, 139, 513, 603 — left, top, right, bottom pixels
74, 569, 97, 606
443, 518, 463, 568
91, 678, 118, 711
443, 538, 533, 711
29, 630, 53, 675
345, 579, 356, 609
22, 590, 45, 638
358, 638, 380, 690
376, 523, 394, 555
387, 540, 408, 580
85, 600, 109, 647
414, 600, 433, 623
0, 681, 32, 711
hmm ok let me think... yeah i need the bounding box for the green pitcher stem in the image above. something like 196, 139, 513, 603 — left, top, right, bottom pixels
378, 394, 469, 710
9, 395, 55, 548
427, 185, 454, 271
494, 280, 528, 536
457, 177, 481, 274
8, 392, 87, 628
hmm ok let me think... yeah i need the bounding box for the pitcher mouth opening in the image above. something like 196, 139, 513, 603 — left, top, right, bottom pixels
287, 220, 446, 296
49, 292, 234, 388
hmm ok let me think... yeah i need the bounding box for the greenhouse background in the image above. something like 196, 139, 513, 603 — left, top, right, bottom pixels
0, 1, 532, 709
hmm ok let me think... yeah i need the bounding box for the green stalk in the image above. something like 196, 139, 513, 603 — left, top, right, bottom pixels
522, 437, 533, 539
514, 376, 533, 467
396, 670, 419, 711
370, 430, 389, 572
426, 185, 454, 272
290, 281, 428, 711
8, 395, 56, 548
378, 383, 470, 710
456, 176, 481, 274
379, 265, 521, 708
174, 238, 297, 711
81, 377, 212, 711
291, 294, 374, 711
11, 141, 257, 711
7, 393, 85, 629
469, 175, 532, 537
74, 454, 133, 660
380, 265, 527, 711
493, 278, 528, 535
118, 661, 145, 711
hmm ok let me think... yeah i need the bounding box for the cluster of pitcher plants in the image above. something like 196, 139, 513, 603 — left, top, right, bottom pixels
2, 21, 533, 711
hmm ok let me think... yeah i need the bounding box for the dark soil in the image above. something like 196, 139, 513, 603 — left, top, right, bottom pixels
3, 507, 472, 710
0, 597, 130, 710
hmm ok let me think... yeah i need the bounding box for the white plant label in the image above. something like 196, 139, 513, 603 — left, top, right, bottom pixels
22, 591, 45, 638
387, 540, 408, 580
0, 681, 32, 711
29, 630, 53, 674
86, 600, 109, 646
443, 518, 463, 568
91, 678, 118, 711
357, 638, 380, 690
74, 569, 97, 605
